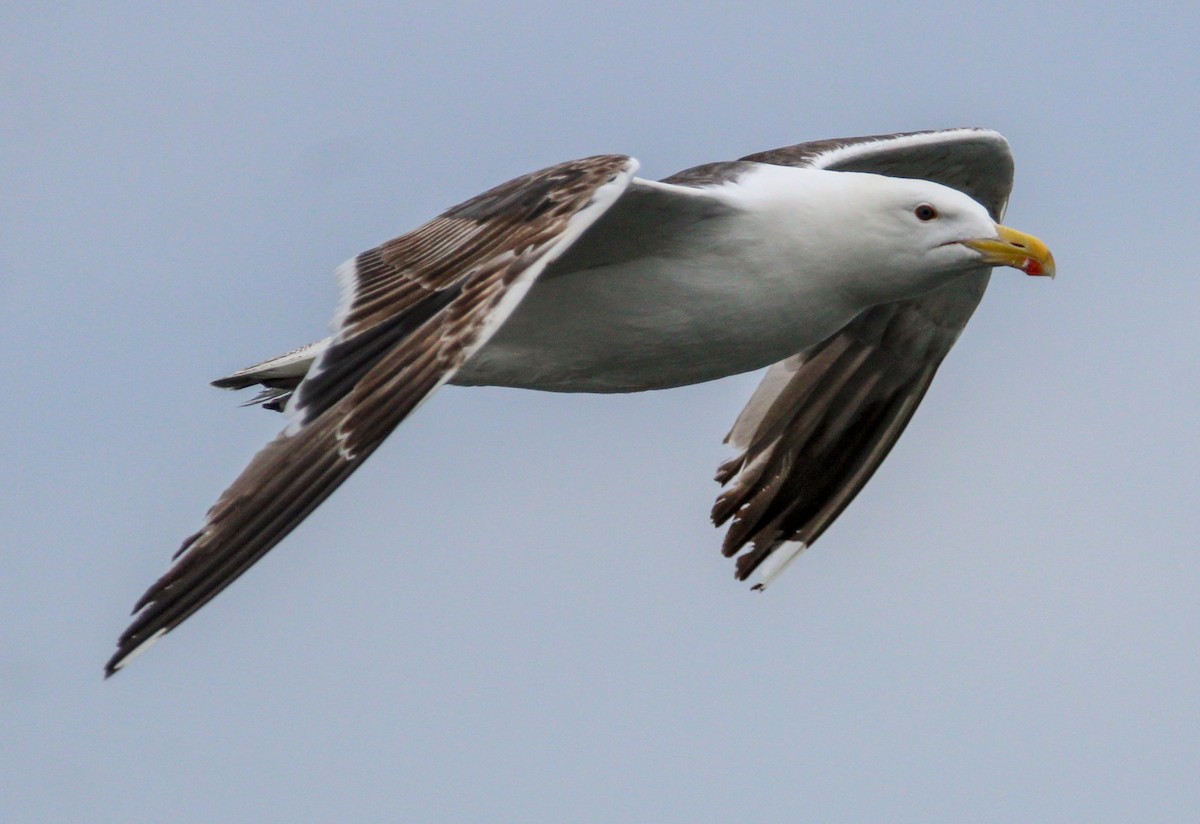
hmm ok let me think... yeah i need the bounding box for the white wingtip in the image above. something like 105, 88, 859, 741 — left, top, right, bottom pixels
107, 628, 167, 676
752, 541, 807, 590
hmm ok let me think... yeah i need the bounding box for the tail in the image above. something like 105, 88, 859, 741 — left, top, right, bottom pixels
210, 338, 330, 411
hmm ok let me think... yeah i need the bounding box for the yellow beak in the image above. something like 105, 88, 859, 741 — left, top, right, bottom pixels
962, 224, 1056, 278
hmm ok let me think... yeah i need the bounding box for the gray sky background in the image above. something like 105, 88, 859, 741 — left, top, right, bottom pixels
3, 2, 1199, 821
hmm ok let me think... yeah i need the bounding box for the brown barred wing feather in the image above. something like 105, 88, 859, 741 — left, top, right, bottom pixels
106, 155, 636, 675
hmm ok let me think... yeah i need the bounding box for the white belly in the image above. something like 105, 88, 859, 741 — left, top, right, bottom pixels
453, 230, 860, 393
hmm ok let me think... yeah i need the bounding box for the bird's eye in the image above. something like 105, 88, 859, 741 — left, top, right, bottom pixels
914, 204, 939, 221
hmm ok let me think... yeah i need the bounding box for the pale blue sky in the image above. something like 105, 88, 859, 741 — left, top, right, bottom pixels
3, 2, 1199, 821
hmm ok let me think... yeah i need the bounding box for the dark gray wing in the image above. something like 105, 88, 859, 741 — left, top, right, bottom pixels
106, 155, 636, 674
709, 128, 1014, 586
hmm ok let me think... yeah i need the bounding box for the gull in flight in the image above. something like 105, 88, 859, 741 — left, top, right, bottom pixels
106, 128, 1054, 675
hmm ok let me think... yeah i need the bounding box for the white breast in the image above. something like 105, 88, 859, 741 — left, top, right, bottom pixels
455, 168, 868, 393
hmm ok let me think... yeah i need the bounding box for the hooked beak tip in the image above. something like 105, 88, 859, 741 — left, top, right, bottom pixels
964, 225, 1056, 278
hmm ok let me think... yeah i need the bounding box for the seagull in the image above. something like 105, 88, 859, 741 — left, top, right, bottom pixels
106, 127, 1054, 676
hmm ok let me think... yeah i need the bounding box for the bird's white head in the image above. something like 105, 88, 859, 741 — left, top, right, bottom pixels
752, 168, 1056, 309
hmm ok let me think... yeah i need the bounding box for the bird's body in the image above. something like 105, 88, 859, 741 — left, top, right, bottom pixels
106, 128, 1054, 676
250, 165, 1018, 395
466, 167, 983, 392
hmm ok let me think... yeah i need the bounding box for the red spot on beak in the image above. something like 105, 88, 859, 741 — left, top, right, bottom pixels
1022, 258, 1045, 277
